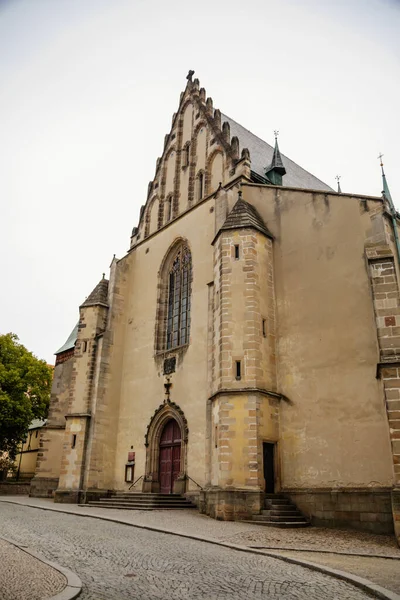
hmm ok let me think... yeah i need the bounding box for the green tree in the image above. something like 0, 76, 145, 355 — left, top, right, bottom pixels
0, 333, 53, 459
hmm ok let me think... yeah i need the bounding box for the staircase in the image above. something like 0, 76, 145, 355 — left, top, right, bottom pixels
82, 492, 197, 510
244, 493, 310, 528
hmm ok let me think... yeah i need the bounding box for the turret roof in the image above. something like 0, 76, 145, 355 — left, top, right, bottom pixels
219, 194, 273, 239
80, 277, 109, 308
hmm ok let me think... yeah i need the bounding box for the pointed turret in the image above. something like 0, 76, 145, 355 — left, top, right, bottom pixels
379, 153, 394, 207
219, 190, 273, 239
265, 131, 286, 186
80, 275, 109, 308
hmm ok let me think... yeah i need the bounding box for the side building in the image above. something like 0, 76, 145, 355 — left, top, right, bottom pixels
31, 74, 400, 542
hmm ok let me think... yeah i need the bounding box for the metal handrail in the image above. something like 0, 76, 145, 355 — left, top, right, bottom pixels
129, 475, 143, 491
186, 475, 203, 490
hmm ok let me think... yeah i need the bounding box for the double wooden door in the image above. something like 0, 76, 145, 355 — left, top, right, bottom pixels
159, 419, 181, 494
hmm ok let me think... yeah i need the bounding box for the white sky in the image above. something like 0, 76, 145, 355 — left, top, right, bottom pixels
1, 0, 399, 363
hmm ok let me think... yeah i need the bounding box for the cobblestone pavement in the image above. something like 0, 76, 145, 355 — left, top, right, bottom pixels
0, 502, 381, 600
2, 496, 399, 556
0, 537, 66, 600
278, 550, 400, 595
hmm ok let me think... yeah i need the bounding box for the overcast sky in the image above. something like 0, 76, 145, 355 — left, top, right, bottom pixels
1, 0, 399, 363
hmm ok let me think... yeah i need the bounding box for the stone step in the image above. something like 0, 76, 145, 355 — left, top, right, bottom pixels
85, 501, 196, 510
270, 509, 300, 516
243, 520, 310, 528
113, 493, 182, 498
265, 499, 291, 505
261, 509, 300, 516
264, 494, 284, 499
101, 497, 190, 504
268, 514, 304, 522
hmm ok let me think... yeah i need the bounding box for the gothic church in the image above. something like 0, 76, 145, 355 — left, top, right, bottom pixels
31, 73, 400, 542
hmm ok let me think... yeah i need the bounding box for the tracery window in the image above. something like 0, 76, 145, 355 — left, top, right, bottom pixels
166, 245, 192, 349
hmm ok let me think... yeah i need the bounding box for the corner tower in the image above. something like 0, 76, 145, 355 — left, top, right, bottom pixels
204, 191, 279, 519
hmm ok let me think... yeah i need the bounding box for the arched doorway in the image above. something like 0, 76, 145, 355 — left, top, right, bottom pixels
159, 419, 182, 494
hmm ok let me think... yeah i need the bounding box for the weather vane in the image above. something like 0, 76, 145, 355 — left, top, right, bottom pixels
274, 130, 279, 139
378, 153, 384, 167
335, 175, 341, 183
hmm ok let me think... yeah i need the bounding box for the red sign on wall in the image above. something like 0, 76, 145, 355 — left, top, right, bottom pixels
128, 452, 135, 462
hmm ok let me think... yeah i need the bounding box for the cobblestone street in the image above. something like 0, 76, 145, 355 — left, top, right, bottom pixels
0, 502, 388, 600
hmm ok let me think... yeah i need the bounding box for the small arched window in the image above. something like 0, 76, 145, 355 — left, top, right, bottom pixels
197, 171, 204, 201
184, 143, 190, 167
166, 245, 192, 349
165, 196, 173, 223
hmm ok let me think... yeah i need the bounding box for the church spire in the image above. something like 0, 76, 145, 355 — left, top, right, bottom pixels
335, 175, 342, 194
379, 153, 393, 206
265, 131, 286, 185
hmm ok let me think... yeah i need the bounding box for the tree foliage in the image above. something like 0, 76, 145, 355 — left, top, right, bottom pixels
0, 333, 53, 458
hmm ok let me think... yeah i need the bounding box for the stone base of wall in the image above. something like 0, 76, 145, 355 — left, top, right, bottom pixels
54, 489, 82, 503
81, 489, 113, 503
185, 490, 200, 507
29, 477, 59, 498
392, 488, 400, 546
286, 488, 394, 534
199, 488, 264, 521
0, 482, 31, 495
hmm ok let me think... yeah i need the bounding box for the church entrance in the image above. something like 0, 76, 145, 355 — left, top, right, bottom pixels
263, 442, 275, 493
159, 419, 182, 494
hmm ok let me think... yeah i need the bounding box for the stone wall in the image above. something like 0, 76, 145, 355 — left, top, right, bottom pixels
0, 482, 30, 495
287, 489, 393, 534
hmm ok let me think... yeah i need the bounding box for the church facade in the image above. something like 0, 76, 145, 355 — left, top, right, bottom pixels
31, 74, 400, 541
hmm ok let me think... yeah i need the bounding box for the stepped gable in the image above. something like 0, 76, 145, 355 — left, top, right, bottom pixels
219, 194, 273, 239
221, 113, 334, 191
80, 276, 109, 308
55, 322, 79, 355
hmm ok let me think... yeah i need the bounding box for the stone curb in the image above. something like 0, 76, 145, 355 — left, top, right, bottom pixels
0, 534, 82, 600
1, 499, 399, 600
248, 545, 400, 560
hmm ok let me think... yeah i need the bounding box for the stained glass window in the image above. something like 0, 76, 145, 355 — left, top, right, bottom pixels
166, 245, 192, 349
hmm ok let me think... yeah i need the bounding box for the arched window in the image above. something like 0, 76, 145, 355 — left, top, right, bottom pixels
166, 245, 192, 349
196, 171, 204, 201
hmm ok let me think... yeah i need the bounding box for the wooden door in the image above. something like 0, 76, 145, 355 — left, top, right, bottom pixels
159, 420, 182, 494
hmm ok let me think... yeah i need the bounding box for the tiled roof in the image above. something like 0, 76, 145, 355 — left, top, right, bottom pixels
221, 114, 334, 192
55, 322, 79, 355
220, 196, 273, 239
80, 278, 109, 308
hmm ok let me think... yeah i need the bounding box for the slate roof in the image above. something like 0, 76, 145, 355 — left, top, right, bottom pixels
80, 277, 109, 308
55, 322, 79, 355
28, 419, 47, 430
219, 196, 273, 239
221, 114, 334, 192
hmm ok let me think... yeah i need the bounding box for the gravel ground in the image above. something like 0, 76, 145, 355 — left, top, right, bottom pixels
0, 537, 66, 600
0, 502, 382, 600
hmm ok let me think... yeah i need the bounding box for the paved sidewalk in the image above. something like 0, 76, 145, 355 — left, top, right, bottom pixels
0, 537, 66, 600
1, 495, 400, 596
